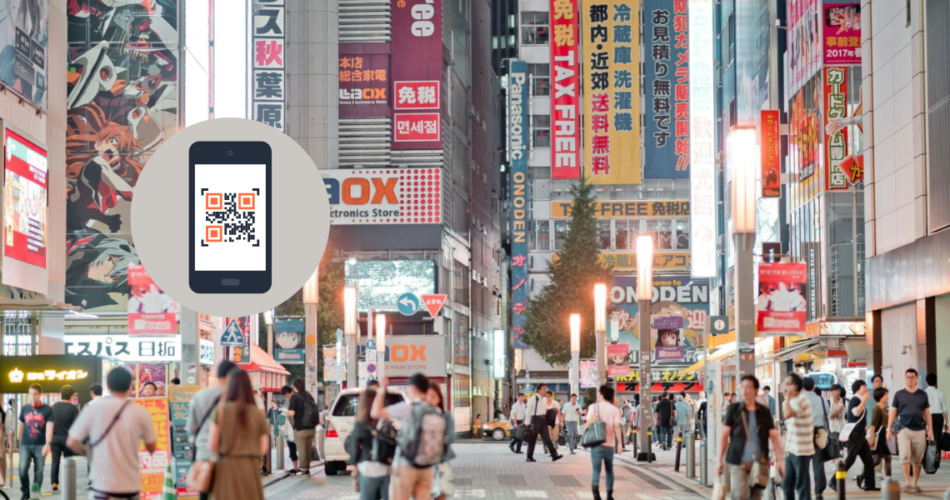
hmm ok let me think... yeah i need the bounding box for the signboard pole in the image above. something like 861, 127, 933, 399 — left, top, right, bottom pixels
735, 232, 756, 376
637, 298, 654, 462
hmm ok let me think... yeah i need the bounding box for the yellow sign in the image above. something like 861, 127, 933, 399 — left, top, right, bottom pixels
550, 200, 690, 219
552, 252, 690, 271
615, 369, 699, 383
9, 368, 89, 384
582, 0, 641, 185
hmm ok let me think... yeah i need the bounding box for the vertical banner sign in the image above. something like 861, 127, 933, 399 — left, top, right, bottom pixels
787, 0, 821, 95
761, 110, 781, 197
509, 61, 529, 350
582, 0, 640, 185
644, 0, 689, 179
822, 3, 861, 65
3, 128, 48, 269
227, 316, 252, 364
127, 264, 179, 335
824, 67, 849, 191
252, 0, 286, 131
391, 0, 443, 150
135, 398, 171, 500
0, 0, 48, 109
688, 0, 716, 278
169, 386, 200, 500
757, 262, 808, 335
274, 319, 306, 364
551, 0, 581, 179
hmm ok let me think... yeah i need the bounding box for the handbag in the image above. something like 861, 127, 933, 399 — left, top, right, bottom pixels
924, 440, 939, 474
940, 432, 950, 452
838, 422, 857, 442
738, 409, 768, 488
581, 404, 607, 448
187, 403, 223, 493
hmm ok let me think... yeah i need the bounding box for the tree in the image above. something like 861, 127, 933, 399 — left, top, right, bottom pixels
521, 176, 613, 365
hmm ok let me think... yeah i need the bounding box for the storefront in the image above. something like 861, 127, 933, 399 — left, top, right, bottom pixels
1, 355, 104, 404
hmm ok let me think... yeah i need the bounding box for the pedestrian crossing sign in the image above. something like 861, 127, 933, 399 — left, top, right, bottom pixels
221, 318, 245, 346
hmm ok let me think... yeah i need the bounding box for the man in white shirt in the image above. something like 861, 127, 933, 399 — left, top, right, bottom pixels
67, 367, 157, 500
524, 384, 562, 462
925, 373, 948, 437
782, 373, 814, 500
509, 394, 527, 454
562, 394, 582, 455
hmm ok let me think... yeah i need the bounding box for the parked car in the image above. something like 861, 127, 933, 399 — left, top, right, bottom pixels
482, 419, 512, 441
322, 388, 408, 476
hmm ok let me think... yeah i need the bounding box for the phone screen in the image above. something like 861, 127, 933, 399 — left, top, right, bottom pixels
192, 164, 268, 271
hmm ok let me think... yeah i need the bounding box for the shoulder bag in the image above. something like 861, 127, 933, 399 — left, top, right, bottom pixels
87, 400, 132, 460
187, 403, 223, 493
581, 404, 607, 448
739, 408, 768, 488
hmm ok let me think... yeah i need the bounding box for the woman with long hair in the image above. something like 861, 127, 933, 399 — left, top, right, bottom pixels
209, 368, 268, 500
347, 388, 391, 500
427, 383, 455, 500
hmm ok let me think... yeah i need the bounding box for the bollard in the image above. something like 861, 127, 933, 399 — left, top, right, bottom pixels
674, 431, 683, 472
62, 457, 77, 500
686, 429, 695, 479
647, 429, 653, 463
836, 460, 847, 500
277, 433, 285, 471
700, 439, 709, 486
882, 477, 901, 500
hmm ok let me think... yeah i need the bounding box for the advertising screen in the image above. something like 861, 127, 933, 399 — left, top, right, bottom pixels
3, 128, 47, 268
344, 260, 435, 312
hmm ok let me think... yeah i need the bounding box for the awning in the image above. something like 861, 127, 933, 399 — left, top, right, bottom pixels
756, 339, 820, 367
243, 345, 291, 376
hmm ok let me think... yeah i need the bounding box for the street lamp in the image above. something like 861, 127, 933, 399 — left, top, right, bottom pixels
375, 313, 386, 384
343, 285, 359, 389
263, 308, 275, 358
593, 283, 607, 386
570, 313, 581, 396
303, 269, 320, 398
731, 127, 757, 377
636, 234, 655, 462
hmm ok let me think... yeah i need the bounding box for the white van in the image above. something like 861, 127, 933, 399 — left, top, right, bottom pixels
322, 388, 408, 476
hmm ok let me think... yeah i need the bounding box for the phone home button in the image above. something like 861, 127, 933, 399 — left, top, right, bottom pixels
221, 279, 241, 286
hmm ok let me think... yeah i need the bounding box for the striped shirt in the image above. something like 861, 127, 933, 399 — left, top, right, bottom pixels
784, 393, 815, 456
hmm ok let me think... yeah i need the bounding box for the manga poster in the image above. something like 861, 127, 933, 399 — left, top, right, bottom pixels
65, 0, 179, 311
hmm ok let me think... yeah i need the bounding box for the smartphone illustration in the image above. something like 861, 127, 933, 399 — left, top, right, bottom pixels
189, 141, 272, 294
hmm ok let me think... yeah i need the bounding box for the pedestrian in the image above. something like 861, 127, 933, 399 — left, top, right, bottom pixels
267, 399, 280, 437
347, 388, 390, 500
208, 368, 269, 500
188, 360, 237, 500
66, 367, 157, 500
278, 386, 299, 475
762, 387, 776, 417
89, 384, 103, 405
835, 379, 878, 492
868, 387, 893, 480
523, 383, 562, 462
18, 383, 52, 500
867, 374, 884, 426
887, 368, 934, 493
50, 385, 79, 492
781, 373, 815, 500
717, 375, 785, 500
802, 377, 829, 499
141, 382, 157, 397
924, 373, 948, 437
544, 393, 559, 452
473, 413, 482, 439
621, 398, 633, 446
828, 385, 846, 437
562, 394, 581, 455
0, 401, 7, 488
674, 395, 691, 446
587, 385, 622, 500
509, 394, 526, 454
288, 378, 320, 477
655, 391, 674, 450
427, 384, 455, 500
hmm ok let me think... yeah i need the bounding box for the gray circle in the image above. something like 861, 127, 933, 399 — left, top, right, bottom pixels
131, 118, 329, 317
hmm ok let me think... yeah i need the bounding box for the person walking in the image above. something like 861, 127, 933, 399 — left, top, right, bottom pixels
67, 367, 157, 500
655, 392, 674, 450
18, 384, 53, 500
50, 385, 80, 492
288, 378, 319, 477
278, 386, 299, 475
762, 387, 776, 417
828, 385, 846, 437
621, 398, 633, 446
887, 368, 934, 493
587, 385, 622, 500
802, 378, 829, 499
697, 393, 707, 437
718, 375, 785, 500
188, 360, 237, 500
925, 373, 948, 438
524, 384, 562, 462
868, 387, 893, 480
781, 373, 815, 500
674, 395, 691, 446
544, 394, 559, 453
208, 368, 269, 500
347, 388, 390, 500
835, 380, 878, 492
562, 394, 581, 454
427, 384, 455, 500
867, 374, 884, 426
267, 400, 280, 439
509, 394, 526, 454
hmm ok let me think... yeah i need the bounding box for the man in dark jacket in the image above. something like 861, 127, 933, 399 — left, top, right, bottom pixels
50, 386, 79, 492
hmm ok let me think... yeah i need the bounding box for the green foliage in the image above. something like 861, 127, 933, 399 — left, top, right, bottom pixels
521, 176, 613, 365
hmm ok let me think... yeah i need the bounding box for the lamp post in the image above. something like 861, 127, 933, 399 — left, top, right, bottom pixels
375, 313, 386, 383
731, 127, 757, 377
343, 285, 359, 389
636, 234, 655, 462
263, 309, 275, 358
594, 283, 608, 386
570, 313, 581, 397
303, 269, 319, 397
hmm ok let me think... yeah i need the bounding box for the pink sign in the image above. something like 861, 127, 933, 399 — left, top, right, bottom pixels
606, 344, 631, 377
394, 113, 441, 142
822, 3, 861, 65
390, 0, 443, 150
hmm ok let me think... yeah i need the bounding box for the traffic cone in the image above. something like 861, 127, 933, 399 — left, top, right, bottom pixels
163, 462, 176, 500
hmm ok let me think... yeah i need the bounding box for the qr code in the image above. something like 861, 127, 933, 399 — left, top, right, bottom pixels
201, 190, 259, 246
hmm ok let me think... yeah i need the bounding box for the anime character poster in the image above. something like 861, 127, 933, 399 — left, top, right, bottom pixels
275, 319, 305, 365
65, 0, 178, 311
606, 344, 631, 377
757, 262, 808, 335
127, 264, 178, 335
653, 315, 686, 362
0, 0, 48, 108
579, 360, 598, 389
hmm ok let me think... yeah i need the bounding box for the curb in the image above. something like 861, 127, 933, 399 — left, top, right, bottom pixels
264, 461, 325, 488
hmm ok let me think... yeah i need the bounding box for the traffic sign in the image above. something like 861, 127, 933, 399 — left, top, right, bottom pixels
220, 319, 245, 346
710, 316, 729, 336
366, 362, 377, 375
421, 294, 448, 317
397, 293, 420, 316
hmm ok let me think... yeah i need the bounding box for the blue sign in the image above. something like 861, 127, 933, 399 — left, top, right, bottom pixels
366, 339, 376, 350
275, 319, 305, 333
275, 348, 306, 364
220, 319, 245, 346
366, 362, 377, 375
397, 293, 420, 316
509, 60, 529, 350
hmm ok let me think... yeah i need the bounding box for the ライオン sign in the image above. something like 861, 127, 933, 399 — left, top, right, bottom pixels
322, 168, 441, 225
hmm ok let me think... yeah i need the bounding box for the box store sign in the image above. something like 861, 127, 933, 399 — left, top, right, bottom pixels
65, 334, 181, 362
323, 168, 441, 225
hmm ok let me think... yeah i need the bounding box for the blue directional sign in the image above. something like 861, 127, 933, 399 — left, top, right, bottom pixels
220, 318, 245, 346
397, 293, 420, 316
365, 339, 376, 350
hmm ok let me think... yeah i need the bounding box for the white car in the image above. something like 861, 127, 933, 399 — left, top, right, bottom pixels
323, 388, 408, 476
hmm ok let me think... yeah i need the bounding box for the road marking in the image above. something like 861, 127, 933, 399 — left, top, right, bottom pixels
455, 488, 487, 498
574, 491, 595, 499
515, 491, 549, 498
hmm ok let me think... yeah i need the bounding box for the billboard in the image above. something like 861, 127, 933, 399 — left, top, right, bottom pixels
580, 359, 598, 389
127, 264, 179, 335
757, 262, 807, 335
822, 3, 861, 66
66, 1, 179, 311
339, 48, 390, 117
344, 260, 436, 312
274, 319, 305, 365
391, 0, 443, 150
761, 110, 781, 197
381, 335, 446, 378
788, 0, 820, 95
509, 61, 529, 350
65, 334, 181, 363
550, 200, 689, 218
736, 0, 770, 127
3, 128, 47, 269
551, 0, 581, 179
322, 168, 441, 225
554, 252, 690, 271
789, 80, 821, 181
582, 0, 640, 185
607, 343, 631, 377
824, 67, 851, 191
644, 0, 689, 179
0, 0, 48, 109
252, 0, 286, 131
688, 0, 716, 278
0, 355, 101, 394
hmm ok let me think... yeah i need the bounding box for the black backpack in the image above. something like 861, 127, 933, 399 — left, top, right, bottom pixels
299, 394, 320, 429
370, 420, 398, 465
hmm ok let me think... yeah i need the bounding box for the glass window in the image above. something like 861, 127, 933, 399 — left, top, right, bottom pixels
554, 221, 570, 251
675, 219, 690, 250
528, 63, 550, 96
532, 114, 550, 148
521, 12, 549, 45
657, 220, 673, 249
615, 221, 629, 250
529, 220, 551, 251
598, 220, 612, 250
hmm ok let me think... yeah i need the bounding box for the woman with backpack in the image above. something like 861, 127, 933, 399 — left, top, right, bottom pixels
208, 368, 269, 500
348, 388, 392, 500
427, 384, 455, 500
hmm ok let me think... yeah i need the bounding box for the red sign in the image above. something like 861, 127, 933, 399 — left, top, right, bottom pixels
391, 0, 443, 150
761, 110, 781, 198
824, 67, 850, 190
127, 264, 178, 335
394, 81, 440, 110
757, 262, 808, 335
3, 128, 48, 269
339, 47, 390, 117
550, 0, 580, 179
822, 3, 861, 65
394, 113, 441, 142
421, 294, 447, 317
